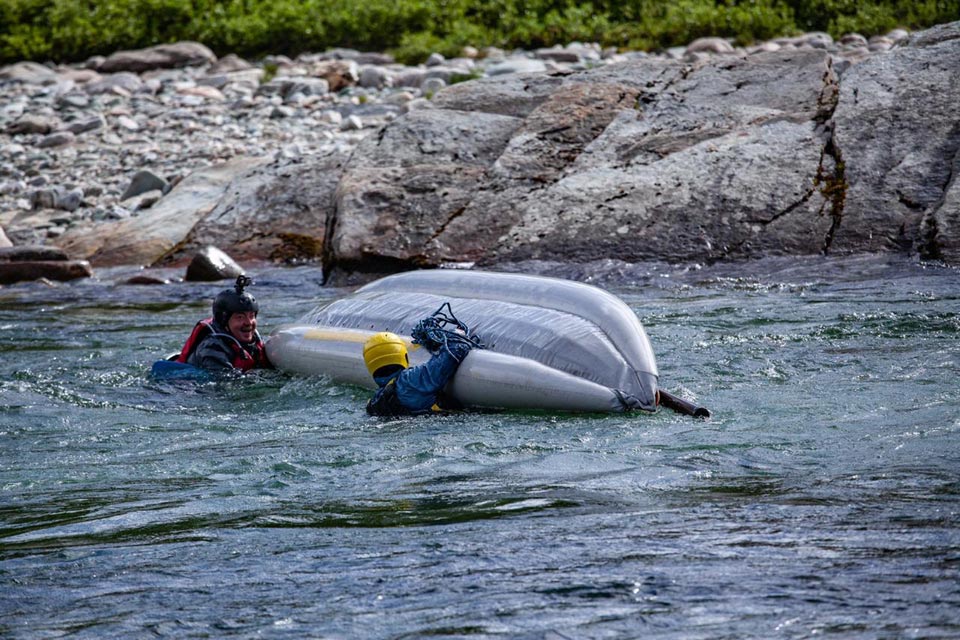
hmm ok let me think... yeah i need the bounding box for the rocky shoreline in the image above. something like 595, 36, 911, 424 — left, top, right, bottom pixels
1, 23, 958, 284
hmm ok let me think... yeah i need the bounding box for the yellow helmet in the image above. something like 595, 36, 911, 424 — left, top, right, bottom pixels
363, 332, 409, 375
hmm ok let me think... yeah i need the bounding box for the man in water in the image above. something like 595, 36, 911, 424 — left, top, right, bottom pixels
176, 275, 272, 372
363, 329, 474, 416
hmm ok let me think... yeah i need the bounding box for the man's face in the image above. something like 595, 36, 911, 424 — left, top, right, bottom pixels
227, 311, 257, 343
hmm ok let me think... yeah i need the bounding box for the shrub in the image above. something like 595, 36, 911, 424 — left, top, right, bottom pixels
0, 0, 957, 65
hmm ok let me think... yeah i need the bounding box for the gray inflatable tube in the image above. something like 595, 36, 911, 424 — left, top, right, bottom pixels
266, 270, 659, 413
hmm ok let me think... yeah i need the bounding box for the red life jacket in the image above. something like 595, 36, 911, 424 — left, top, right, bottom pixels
176, 317, 270, 372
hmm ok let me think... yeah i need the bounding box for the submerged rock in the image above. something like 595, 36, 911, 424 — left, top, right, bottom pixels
123, 273, 172, 285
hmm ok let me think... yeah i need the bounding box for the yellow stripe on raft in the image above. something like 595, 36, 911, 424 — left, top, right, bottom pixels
302, 328, 421, 350
303, 328, 367, 342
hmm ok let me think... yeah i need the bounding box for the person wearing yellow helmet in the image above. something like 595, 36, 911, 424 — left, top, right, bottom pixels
363, 329, 474, 416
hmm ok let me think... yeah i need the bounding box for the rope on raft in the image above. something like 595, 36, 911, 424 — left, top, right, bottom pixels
411, 302, 485, 360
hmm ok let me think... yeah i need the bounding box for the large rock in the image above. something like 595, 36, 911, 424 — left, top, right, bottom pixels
55, 157, 268, 266
184, 246, 243, 281
429, 72, 566, 117
478, 120, 832, 264
328, 108, 521, 273
173, 148, 352, 263
473, 50, 839, 264
96, 42, 217, 73
325, 49, 841, 274
318, 23, 960, 276
831, 21, 960, 259
121, 170, 169, 201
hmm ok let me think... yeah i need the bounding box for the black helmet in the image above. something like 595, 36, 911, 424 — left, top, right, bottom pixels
213, 275, 259, 327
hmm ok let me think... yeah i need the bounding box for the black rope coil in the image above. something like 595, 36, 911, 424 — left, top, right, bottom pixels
411, 302, 484, 359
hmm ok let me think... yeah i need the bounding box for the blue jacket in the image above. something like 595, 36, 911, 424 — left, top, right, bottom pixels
368, 341, 472, 415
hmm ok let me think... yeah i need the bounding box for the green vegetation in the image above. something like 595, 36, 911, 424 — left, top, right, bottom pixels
1, 0, 957, 65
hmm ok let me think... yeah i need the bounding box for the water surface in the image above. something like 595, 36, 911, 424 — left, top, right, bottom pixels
2, 255, 958, 638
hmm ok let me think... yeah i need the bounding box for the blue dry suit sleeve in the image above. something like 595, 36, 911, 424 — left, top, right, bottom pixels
394, 341, 472, 412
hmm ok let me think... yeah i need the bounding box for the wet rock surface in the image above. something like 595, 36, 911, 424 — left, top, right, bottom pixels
0, 243, 91, 284
1, 24, 957, 283
184, 245, 245, 281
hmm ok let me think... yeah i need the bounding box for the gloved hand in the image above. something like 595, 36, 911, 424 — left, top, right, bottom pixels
420, 335, 443, 353
411, 318, 443, 353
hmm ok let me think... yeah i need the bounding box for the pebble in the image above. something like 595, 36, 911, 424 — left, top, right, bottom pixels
341, 115, 363, 131
121, 169, 168, 200
36, 131, 75, 148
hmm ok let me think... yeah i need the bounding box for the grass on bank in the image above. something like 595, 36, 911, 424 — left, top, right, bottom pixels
0, 0, 957, 66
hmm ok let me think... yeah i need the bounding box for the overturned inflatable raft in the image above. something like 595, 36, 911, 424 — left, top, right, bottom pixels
267, 270, 659, 413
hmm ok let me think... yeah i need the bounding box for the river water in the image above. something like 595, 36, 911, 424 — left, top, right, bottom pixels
1, 255, 958, 639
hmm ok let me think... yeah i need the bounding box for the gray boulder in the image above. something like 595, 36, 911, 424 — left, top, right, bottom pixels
329, 108, 521, 272
324, 49, 841, 274
830, 21, 960, 260
318, 22, 960, 276
184, 246, 244, 281
460, 52, 834, 264
177, 148, 352, 263
96, 41, 217, 73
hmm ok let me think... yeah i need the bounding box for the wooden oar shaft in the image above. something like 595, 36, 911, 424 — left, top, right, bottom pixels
660, 389, 711, 418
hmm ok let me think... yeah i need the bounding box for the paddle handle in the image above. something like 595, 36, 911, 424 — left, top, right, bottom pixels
660, 389, 711, 418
